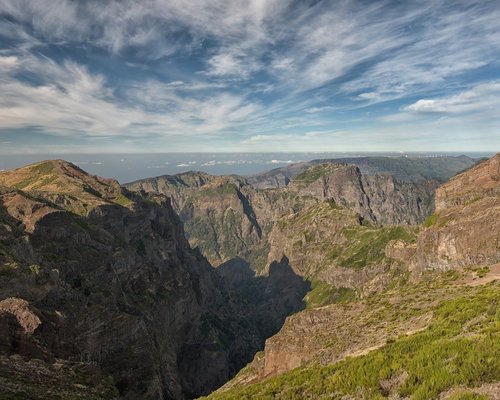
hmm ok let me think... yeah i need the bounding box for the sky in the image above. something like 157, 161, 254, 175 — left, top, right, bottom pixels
0, 0, 499, 154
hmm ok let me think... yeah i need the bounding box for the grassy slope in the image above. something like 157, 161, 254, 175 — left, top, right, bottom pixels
0, 160, 133, 216
206, 280, 499, 400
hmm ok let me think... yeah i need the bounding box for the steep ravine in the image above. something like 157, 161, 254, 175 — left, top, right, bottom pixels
125, 158, 453, 272
0, 155, 487, 399
0, 161, 308, 399
205, 153, 500, 399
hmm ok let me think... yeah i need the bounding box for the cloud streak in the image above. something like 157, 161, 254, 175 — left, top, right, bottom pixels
0, 0, 499, 151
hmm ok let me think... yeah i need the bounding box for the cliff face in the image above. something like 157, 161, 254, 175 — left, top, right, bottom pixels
265, 201, 417, 297
207, 154, 500, 399
126, 161, 437, 273
0, 161, 264, 399
389, 154, 500, 273
127, 173, 318, 270
289, 163, 436, 225
247, 155, 476, 188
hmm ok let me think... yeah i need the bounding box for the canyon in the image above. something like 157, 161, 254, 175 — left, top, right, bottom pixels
0, 154, 498, 400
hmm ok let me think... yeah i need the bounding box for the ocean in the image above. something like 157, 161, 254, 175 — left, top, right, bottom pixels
0, 152, 494, 183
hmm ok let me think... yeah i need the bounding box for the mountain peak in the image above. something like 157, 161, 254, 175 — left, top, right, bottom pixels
0, 159, 132, 214
0, 159, 96, 191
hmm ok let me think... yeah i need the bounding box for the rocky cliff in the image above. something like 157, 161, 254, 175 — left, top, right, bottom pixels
126, 160, 440, 273
0, 161, 270, 399
247, 155, 476, 188
388, 153, 500, 273
206, 154, 500, 400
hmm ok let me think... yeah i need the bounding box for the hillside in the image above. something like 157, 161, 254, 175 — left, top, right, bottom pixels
0, 155, 498, 400
205, 153, 500, 399
206, 279, 499, 400
389, 153, 500, 273
0, 160, 132, 215
0, 161, 292, 399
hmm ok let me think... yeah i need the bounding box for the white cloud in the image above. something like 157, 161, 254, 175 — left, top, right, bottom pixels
0, 53, 264, 138
0, 55, 20, 71
339, 3, 500, 102
3, 0, 499, 94
1, 0, 499, 152
406, 82, 500, 114
205, 52, 260, 79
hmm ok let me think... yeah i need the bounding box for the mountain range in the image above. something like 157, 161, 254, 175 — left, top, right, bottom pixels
0, 154, 498, 399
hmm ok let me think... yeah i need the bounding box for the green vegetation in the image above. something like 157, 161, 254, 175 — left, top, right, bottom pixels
206, 284, 500, 400
475, 266, 491, 278
293, 164, 340, 185
28, 264, 40, 275
13, 175, 39, 190
31, 175, 59, 189
291, 200, 344, 226
305, 280, 357, 308
464, 196, 482, 206
422, 213, 451, 229
272, 201, 418, 280
335, 226, 417, 269
113, 192, 133, 207
31, 161, 56, 175
10, 162, 57, 189
423, 213, 437, 227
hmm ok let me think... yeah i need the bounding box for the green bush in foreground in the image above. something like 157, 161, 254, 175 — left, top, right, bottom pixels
206, 284, 499, 400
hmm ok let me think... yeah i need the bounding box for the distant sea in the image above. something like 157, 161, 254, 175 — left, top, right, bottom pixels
0, 152, 494, 183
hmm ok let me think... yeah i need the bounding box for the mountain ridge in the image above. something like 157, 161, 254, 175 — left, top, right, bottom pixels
205, 153, 500, 399
0, 154, 498, 399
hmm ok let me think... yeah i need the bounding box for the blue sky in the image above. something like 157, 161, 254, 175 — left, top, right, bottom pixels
0, 0, 499, 153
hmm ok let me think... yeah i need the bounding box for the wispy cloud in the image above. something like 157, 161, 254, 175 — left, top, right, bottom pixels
0, 53, 264, 138
0, 0, 499, 152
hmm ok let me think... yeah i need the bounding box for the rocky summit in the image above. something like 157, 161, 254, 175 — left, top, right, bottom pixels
0, 155, 499, 400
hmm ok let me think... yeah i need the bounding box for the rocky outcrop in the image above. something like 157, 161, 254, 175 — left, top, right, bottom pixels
0, 298, 51, 362
435, 153, 500, 211
289, 163, 436, 225
0, 297, 41, 335
388, 153, 500, 274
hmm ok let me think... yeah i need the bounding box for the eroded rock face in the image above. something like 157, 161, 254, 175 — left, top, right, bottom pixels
126, 162, 437, 273
435, 153, 500, 211
388, 154, 500, 274
289, 163, 437, 225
